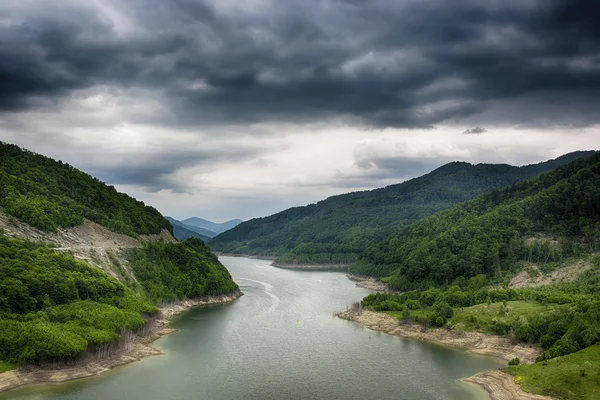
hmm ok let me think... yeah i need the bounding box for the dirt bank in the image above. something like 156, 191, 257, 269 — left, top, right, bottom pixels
509, 254, 597, 289
337, 309, 548, 399
463, 371, 555, 400
346, 274, 390, 292
0, 213, 176, 284
0, 291, 243, 394
336, 310, 540, 363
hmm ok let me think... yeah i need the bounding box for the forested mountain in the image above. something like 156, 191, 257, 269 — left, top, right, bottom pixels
210, 151, 595, 264
166, 217, 213, 242
0, 142, 172, 237
181, 217, 243, 235
0, 143, 239, 367
353, 153, 600, 290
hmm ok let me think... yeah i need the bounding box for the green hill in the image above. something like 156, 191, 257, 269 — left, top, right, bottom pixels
0, 142, 171, 237
210, 152, 595, 264
353, 153, 600, 290
0, 143, 239, 368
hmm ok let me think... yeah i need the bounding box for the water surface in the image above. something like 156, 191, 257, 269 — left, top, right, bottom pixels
3, 256, 503, 400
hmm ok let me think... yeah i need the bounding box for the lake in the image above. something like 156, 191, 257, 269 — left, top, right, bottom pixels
3, 256, 503, 400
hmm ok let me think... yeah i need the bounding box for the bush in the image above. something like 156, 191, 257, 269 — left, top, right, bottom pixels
508, 357, 520, 366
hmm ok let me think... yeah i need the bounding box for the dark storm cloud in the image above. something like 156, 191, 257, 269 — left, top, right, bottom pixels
81, 146, 265, 193
1, 0, 600, 128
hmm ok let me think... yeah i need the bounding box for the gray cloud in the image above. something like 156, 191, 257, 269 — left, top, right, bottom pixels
1, 0, 599, 128
463, 127, 487, 135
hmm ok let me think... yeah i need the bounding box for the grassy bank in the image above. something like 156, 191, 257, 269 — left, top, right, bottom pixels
0, 362, 15, 373
505, 344, 600, 399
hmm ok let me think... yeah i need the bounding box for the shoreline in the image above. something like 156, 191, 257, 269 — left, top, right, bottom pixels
462, 371, 556, 400
346, 273, 390, 292
272, 262, 350, 270
336, 309, 552, 400
0, 290, 243, 394
214, 253, 352, 270
214, 252, 278, 261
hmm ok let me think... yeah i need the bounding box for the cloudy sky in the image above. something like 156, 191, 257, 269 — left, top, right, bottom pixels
1, 0, 599, 221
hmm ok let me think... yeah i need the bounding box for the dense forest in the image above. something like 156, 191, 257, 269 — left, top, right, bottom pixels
210, 152, 594, 264
0, 235, 239, 367
361, 261, 600, 363
0, 236, 155, 365
125, 238, 239, 304
0, 143, 172, 237
0, 143, 240, 368
353, 153, 600, 290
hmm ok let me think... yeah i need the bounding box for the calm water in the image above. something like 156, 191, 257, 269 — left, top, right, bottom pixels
3, 256, 503, 400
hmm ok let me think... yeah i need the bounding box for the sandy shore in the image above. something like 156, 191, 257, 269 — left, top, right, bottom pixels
463, 371, 556, 400
346, 274, 390, 292
336, 309, 553, 400
0, 290, 243, 394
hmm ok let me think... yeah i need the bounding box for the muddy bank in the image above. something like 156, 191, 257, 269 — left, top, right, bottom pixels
463, 371, 555, 400
336, 310, 540, 363
336, 309, 547, 400
0, 291, 243, 394
346, 274, 390, 292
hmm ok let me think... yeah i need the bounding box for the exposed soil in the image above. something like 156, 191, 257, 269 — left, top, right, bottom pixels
346, 274, 390, 292
0, 213, 176, 284
336, 309, 555, 399
463, 370, 556, 400
336, 309, 540, 363
509, 255, 597, 289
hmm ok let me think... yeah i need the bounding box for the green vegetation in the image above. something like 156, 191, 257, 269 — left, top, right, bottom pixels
0, 234, 239, 367
126, 238, 238, 304
0, 142, 171, 236
0, 235, 156, 365
0, 143, 240, 368
0, 361, 16, 373
211, 152, 594, 264
354, 153, 600, 290
505, 345, 600, 400
361, 263, 600, 362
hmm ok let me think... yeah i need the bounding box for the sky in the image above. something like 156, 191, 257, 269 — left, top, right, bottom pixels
1, 0, 599, 222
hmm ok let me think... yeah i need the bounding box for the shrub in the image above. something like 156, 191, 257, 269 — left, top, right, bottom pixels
508, 357, 520, 366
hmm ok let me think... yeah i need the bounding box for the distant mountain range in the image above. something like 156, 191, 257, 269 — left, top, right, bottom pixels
209, 151, 597, 264
166, 216, 243, 242
181, 217, 243, 234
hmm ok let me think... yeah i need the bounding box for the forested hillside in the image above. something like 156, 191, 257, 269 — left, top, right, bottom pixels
0, 235, 239, 367
353, 153, 600, 290
210, 152, 595, 264
0, 236, 156, 365
0, 143, 171, 237
0, 143, 240, 368
126, 238, 238, 304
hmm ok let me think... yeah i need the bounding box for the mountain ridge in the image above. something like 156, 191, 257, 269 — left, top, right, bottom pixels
210, 151, 597, 264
